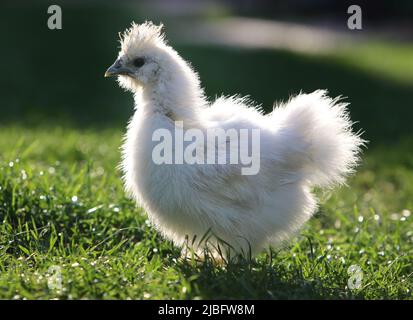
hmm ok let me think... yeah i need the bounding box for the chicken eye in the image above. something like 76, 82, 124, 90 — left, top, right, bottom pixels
133, 57, 145, 68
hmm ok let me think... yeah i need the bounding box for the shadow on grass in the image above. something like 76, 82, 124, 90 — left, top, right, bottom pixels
166, 234, 359, 299
174, 251, 354, 299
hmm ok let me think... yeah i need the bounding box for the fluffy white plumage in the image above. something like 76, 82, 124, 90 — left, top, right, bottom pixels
106, 22, 364, 258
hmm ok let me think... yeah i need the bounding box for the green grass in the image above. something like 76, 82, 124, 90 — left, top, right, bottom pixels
0, 126, 412, 299
1, 4, 413, 300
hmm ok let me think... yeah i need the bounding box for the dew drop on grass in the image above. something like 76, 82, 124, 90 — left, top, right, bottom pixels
21, 170, 27, 180
96, 167, 105, 176
87, 205, 103, 214
402, 209, 411, 217
390, 213, 400, 220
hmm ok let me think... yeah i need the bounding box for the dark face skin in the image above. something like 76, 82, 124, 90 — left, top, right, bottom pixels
105, 56, 146, 78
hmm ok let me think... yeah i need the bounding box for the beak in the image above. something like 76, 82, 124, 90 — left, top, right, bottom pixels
104, 58, 132, 77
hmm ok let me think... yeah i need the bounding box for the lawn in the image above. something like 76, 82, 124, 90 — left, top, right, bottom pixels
0, 125, 412, 299
0, 5, 412, 299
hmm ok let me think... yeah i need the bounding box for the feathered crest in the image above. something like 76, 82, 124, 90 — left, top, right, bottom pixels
119, 21, 165, 52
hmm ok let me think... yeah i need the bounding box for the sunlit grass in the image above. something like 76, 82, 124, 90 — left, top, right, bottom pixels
334, 41, 413, 85
0, 126, 412, 299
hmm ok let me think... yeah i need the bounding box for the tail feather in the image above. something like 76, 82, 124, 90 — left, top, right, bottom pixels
271, 90, 365, 187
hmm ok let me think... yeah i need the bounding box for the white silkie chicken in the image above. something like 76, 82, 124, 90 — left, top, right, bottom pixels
105, 22, 364, 259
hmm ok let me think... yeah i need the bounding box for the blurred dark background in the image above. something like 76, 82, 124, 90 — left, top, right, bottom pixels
1, 0, 412, 144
